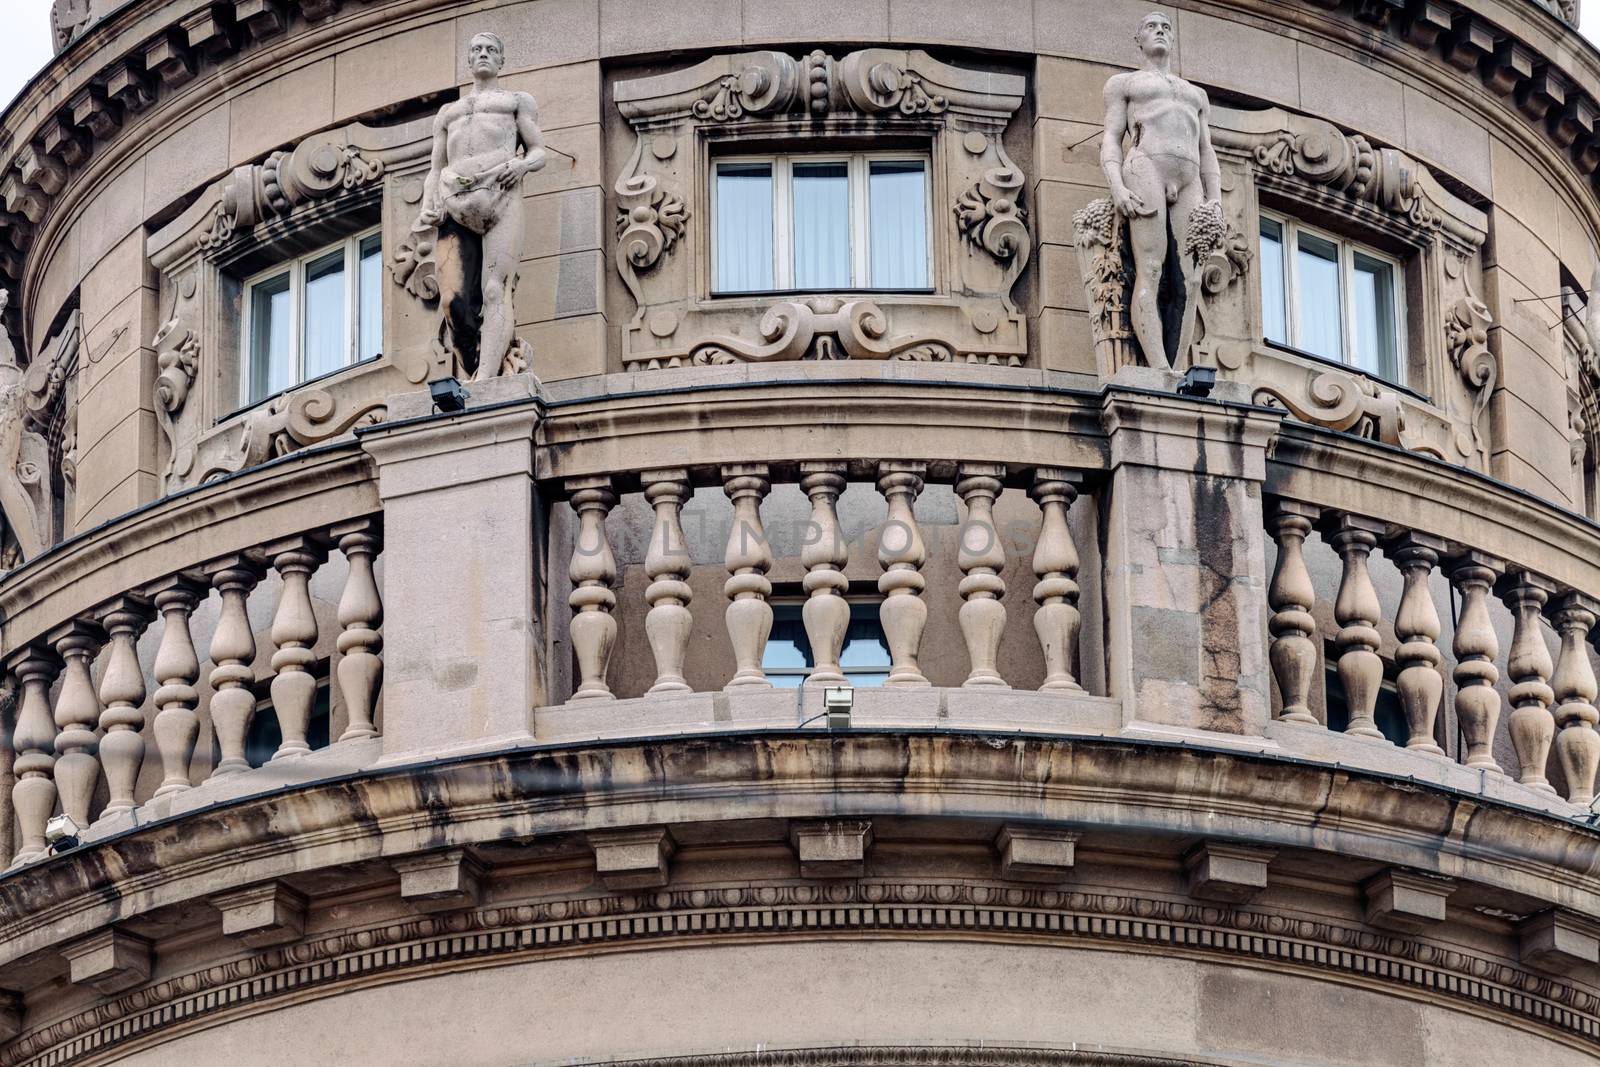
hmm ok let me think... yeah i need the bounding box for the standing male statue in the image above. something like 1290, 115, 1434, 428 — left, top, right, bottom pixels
413, 31, 547, 380
1100, 12, 1221, 367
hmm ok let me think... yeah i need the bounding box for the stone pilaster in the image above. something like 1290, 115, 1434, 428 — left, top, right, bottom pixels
1100, 390, 1282, 737
361, 388, 543, 760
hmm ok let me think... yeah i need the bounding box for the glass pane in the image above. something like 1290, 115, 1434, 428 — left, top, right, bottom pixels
248, 271, 291, 403
358, 234, 383, 363
1295, 231, 1343, 361
302, 247, 347, 381
715, 163, 774, 292
764, 604, 812, 670
791, 161, 850, 289
869, 160, 928, 288
1351, 252, 1398, 379
837, 605, 891, 670
1259, 217, 1287, 345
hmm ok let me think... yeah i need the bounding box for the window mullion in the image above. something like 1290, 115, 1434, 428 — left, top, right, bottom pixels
775, 155, 793, 290
1341, 241, 1355, 367
1285, 220, 1300, 350
851, 154, 869, 287
346, 236, 358, 368
291, 256, 304, 388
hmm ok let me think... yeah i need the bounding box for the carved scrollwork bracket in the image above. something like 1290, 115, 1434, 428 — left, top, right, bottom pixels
1445, 273, 1496, 464
200, 137, 386, 252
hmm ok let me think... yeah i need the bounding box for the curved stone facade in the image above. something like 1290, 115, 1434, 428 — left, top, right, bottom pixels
1, 1, 1600, 1065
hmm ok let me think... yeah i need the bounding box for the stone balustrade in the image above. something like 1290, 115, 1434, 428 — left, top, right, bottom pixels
2, 513, 384, 868
1267, 496, 1600, 804
550, 461, 1090, 700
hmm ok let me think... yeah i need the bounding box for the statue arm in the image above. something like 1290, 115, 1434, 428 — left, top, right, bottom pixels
1197, 95, 1221, 202
1099, 79, 1149, 216
515, 93, 547, 175
418, 112, 448, 227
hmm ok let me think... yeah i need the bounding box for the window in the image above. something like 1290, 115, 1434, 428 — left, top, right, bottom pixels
712, 153, 931, 294
243, 229, 383, 406
1260, 213, 1404, 382
1323, 664, 1408, 746
763, 601, 892, 687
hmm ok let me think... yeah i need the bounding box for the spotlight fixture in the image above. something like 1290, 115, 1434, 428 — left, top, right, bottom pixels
1176, 366, 1217, 399
428, 376, 472, 414
45, 813, 84, 854
823, 686, 854, 730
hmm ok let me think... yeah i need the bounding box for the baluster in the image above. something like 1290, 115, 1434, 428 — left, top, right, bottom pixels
6, 646, 61, 867
1389, 533, 1446, 754
642, 470, 693, 694
566, 477, 618, 700
1449, 552, 1505, 773
51, 619, 107, 827
1500, 573, 1557, 793
877, 462, 930, 687
147, 574, 208, 797
206, 555, 268, 777
723, 465, 773, 688
1327, 516, 1387, 741
800, 464, 850, 687
1031, 469, 1083, 692
95, 596, 156, 818
333, 519, 383, 740
1268, 502, 1320, 723
957, 464, 1009, 688
1551, 594, 1600, 805
266, 537, 327, 759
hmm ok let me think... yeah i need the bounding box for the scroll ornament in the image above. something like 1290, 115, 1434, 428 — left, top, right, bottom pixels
688, 297, 958, 365
152, 314, 200, 490
684, 49, 961, 123
1252, 371, 1404, 446
1444, 279, 1496, 462
189, 388, 387, 485
200, 138, 385, 251
954, 164, 1030, 307
614, 136, 689, 313
1247, 127, 1441, 233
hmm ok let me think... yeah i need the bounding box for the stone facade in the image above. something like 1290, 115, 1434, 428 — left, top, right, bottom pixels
1, 1, 1600, 1064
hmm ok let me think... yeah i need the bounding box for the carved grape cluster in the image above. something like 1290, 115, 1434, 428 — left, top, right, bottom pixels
1182, 200, 1227, 267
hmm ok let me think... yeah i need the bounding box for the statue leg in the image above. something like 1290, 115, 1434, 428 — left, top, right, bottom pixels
474, 192, 524, 382
1122, 159, 1171, 369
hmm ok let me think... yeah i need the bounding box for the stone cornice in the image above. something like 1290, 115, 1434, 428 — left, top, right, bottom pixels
3, 734, 1600, 996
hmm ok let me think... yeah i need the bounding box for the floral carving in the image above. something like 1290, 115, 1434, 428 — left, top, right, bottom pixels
152, 315, 199, 490
1446, 280, 1496, 463
615, 160, 689, 311
390, 226, 439, 302
954, 166, 1029, 264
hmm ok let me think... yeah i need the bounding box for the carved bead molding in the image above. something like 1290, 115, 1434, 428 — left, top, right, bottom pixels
144, 118, 432, 495
1196, 105, 1495, 469
611, 50, 1030, 372
8, 880, 1600, 1066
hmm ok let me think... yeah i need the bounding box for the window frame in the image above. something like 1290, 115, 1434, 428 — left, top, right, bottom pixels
1259, 209, 1407, 384
240, 226, 383, 409
763, 597, 893, 687
710, 150, 935, 296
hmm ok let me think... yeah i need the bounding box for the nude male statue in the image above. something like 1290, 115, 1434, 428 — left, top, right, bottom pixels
416, 31, 547, 380
1101, 13, 1221, 367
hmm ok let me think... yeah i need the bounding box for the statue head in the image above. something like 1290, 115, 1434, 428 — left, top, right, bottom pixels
1134, 12, 1174, 59
467, 31, 505, 79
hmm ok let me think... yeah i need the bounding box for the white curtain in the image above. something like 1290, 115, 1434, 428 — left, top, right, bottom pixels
869, 161, 928, 288
715, 164, 774, 291
792, 162, 850, 289
302, 249, 346, 381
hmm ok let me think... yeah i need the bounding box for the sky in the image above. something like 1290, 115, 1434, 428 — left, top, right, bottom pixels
0, 2, 1597, 124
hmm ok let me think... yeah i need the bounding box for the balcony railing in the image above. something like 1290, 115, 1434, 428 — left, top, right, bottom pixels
2, 370, 1599, 872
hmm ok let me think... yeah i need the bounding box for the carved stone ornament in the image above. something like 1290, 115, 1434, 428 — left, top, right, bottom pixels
0, 290, 47, 563
145, 118, 437, 495
1186, 105, 1492, 466
612, 49, 1030, 372
1563, 264, 1600, 491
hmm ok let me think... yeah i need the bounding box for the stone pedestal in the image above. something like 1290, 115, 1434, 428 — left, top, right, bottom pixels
362, 392, 544, 760
1100, 390, 1282, 736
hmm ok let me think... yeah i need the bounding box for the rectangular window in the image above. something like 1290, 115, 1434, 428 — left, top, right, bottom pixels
764, 601, 892, 688
243, 227, 383, 407
712, 153, 931, 294
1258, 212, 1405, 382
